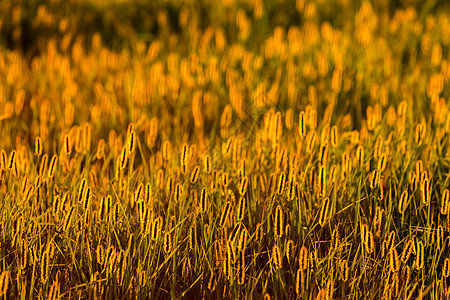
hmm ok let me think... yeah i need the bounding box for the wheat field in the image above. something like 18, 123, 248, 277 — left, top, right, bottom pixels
0, 0, 450, 299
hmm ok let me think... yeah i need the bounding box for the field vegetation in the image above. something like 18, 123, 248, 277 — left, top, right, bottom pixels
1, 0, 450, 299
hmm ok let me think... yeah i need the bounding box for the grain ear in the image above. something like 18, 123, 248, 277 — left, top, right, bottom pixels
318, 197, 330, 227
299, 111, 306, 139
389, 248, 400, 273
64, 134, 71, 155
443, 258, 450, 278
399, 190, 408, 214
274, 205, 284, 238
48, 154, 58, 178
128, 130, 136, 154
441, 189, 450, 214
298, 246, 308, 270
35, 136, 42, 156
272, 245, 282, 269
163, 232, 172, 254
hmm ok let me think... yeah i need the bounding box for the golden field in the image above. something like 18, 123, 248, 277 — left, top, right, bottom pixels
0, 0, 450, 298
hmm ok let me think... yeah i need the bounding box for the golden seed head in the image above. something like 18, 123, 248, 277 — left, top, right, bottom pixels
341, 260, 349, 282
399, 190, 408, 214
96, 244, 105, 265
174, 183, 182, 202
377, 153, 387, 172
190, 166, 200, 184
181, 143, 188, 167
188, 223, 197, 250
237, 228, 248, 252
120, 147, 128, 170
389, 248, 400, 273
319, 197, 330, 227
163, 232, 172, 254
370, 170, 379, 189
415, 240, 424, 270
274, 205, 284, 238
0, 271, 10, 297
272, 245, 282, 269
277, 172, 286, 196
134, 183, 143, 203
204, 155, 211, 174
443, 258, 450, 278
128, 130, 136, 154
237, 196, 247, 222
295, 268, 303, 295
83, 187, 91, 210
239, 176, 248, 196
8, 150, 16, 169
318, 166, 326, 197
64, 134, 71, 155
401, 239, 413, 264
441, 189, 449, 214
152, 217, 162, 241
356, 145, 364, 167
420, 178, 430, 205
220, 201, 231, 227
286, 240, 294, 262
48, 154, 58, 178
35, 136, 42, 156
299, 246, 308, 270
78, 179, 87, 202
200, 187, 208, 213
330, 125, 338, 147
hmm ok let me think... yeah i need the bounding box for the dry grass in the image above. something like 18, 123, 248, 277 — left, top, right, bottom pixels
0, 0, 450, 299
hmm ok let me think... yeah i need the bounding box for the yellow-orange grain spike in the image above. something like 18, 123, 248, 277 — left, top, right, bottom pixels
163, 232, 172, 254
190, 166, 200, 184
298, 246, 308, 270
204, 155, 211, 174
237, 196, 247, 222
318, 166, 326, 197
181, 143, 188, 167
398, 190, 408, 214
128, 130, 136, 154
441, 189, 449, 215
274, 205, 284, 238
299, 111, 306, 139
64, 134, 71, 155
330, 125, 338, 147
39, 154, 48, 176
421, 178, 430, 205
356, 145, 364, 167
78, 179, 87, 203
443, 258, 450, 278
377, 153, 387, 172
48, 154, 58, 178
277, 172, 286, 196
35, 137, 42, 156
341, 260, 348, 282
370, 170, 379, 189
8, 150, 16, 169
239, 177, 248, 196
119, 148, 127, 170
415, 240, 424, 269
318, 197, 330, 227
389, 248, 400, 273
272, 245, 282, 269
401, 239, 413, 263
220, 202, 231, 227
199, 187, 208, 213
